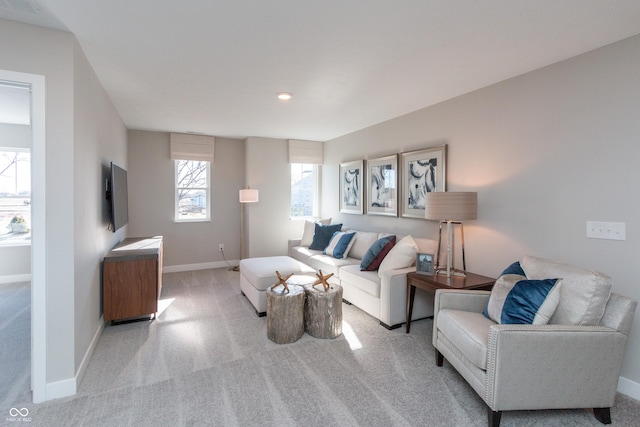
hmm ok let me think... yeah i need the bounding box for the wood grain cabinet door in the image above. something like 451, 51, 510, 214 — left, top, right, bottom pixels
103, 258, 158, 321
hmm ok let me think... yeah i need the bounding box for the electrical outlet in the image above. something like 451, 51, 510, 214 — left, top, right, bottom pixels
219, 244, 224, 252
586, 221, 626, 241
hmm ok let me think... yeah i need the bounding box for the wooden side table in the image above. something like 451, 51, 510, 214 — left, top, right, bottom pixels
405, 271, 495, 333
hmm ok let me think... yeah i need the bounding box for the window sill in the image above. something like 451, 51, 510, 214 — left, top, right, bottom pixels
290, 216, 321, 221
0, 240, 31, 248
173, 218, 211, 224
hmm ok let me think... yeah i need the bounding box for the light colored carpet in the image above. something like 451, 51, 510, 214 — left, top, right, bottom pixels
0, 281, 31, 411
3, 268, 640, 426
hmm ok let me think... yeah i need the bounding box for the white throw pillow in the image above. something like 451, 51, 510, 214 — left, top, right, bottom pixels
300, 218, 331, 247
378, 235, 418, 277
521, 255, 612, 326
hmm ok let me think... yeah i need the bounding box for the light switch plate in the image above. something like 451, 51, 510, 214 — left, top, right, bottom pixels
586, 221, 626, 241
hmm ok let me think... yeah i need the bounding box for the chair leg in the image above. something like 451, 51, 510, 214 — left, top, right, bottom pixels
435, 349, 444, 366
593, 407, 611, 424
488, 409, 502, 427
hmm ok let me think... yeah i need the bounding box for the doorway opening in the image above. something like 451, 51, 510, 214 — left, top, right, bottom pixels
0, 70, 46, 404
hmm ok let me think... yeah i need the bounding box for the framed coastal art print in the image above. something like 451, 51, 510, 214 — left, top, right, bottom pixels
339, 160, 364, 214
400, 145, 447, 219
366, 154, 398, 217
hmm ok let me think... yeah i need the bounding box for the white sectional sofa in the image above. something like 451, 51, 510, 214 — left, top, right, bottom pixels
288, 228, 438, 329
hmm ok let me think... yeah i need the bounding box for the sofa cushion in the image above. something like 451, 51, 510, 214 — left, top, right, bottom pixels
290, 246, 322, 266
378, 235, 418, 277
483, 261, 561, 325
324, 231, 356, 259
360, 235, 396, 271
339, 265, 381, 298
300, 218, 331, 247
308, 254, 359, 277
437, 309, 495, 370
521, 255, 612, 325
348, 230, 381, 260
309, 223, 342, 251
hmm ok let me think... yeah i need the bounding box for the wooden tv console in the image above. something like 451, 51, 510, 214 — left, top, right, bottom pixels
102, 236, 163, 323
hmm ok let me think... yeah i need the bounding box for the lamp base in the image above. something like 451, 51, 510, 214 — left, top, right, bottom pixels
434, 220, 468, 279
435, 267, 467, 278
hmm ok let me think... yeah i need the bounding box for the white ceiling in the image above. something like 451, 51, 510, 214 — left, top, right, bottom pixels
2, 1, 640, 140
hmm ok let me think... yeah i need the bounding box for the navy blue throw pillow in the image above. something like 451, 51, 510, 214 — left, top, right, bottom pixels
309, 223, 342, 251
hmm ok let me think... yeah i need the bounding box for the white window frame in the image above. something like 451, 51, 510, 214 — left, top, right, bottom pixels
290, 163, 320, 219
0, 147, 31, 246
174, 159, 211, 222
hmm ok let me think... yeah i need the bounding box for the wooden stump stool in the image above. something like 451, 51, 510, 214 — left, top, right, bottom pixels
304, 283, 343, 339
266, 284, 305, 344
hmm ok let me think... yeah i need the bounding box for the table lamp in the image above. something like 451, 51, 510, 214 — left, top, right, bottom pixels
424, 192, 477, 278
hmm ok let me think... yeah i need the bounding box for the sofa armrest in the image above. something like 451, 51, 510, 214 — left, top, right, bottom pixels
432, 289, 491, 348
434, 288, 490, 314
486, 324, 627, 411
378, 266, 415, 326
288, 239, 302, 257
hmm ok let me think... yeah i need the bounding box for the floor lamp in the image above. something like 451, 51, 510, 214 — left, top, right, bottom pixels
424, 192, 477, 278
232, 188, 259, 271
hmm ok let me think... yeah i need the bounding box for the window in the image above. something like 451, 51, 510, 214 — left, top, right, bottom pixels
290, 163, 319, 218
175, 159, 210, 221
0, 149, 31, 245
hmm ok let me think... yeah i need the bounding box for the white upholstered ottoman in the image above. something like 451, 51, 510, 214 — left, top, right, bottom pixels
239, 256, 316, 316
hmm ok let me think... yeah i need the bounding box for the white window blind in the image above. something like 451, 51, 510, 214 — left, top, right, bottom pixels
170, 133, 215, 162
288, 139, 323, 164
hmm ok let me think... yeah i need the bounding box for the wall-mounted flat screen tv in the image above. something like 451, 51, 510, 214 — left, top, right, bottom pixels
107, 162, 129, 232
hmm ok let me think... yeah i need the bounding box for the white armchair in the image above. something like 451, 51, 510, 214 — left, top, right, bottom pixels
432, 256, 637, 427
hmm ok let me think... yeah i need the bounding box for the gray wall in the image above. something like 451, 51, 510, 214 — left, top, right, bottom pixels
324, 34, 640, 392
126, 132, 308, 266
72, 39, 128, 376
127, 130, 244, 269
0, 245, 30, 278
245, 137, 307, 258
0, 19, 126, 398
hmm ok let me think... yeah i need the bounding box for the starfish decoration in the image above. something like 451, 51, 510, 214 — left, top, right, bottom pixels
270, 271, 293, 293
312, 269, 334, 292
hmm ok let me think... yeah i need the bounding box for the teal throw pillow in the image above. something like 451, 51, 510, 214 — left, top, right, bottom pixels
309, 223, 342, 251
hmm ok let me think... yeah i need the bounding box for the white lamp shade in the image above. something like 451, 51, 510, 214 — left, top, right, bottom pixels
425, 192, 477, 221
239, 189, 259, 203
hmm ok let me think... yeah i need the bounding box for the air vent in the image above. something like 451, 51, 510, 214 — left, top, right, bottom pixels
0, 0, 41, 15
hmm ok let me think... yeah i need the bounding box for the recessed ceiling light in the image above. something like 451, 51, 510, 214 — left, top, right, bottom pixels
277, 92, 292, 100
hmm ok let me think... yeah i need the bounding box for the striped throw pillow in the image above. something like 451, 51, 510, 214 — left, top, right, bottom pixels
323, 231, 356, 259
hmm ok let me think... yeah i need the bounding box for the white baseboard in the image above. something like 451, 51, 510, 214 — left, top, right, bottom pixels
75, 316, 104, 389
45, 377, 75, 401
0, 274, 31, 284
43, 316, 105, 402
163, 260, 238, 274
618, 375, 640, 401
